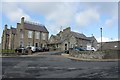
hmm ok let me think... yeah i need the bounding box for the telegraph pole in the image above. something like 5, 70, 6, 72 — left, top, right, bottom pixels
100, 28, 102, 51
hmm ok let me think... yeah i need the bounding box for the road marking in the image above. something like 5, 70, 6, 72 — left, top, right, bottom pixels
28, 67, 36, 69
39, 67, 48, 69
25, 66, 80, 70
67, 68, 76, 70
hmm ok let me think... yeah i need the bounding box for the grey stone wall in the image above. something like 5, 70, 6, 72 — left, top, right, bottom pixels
69, 50, 119, 59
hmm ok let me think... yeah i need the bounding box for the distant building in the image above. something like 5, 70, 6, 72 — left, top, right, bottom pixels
97, 41, 120, 51
48, 27, 97, 51
1, 17, 49, 49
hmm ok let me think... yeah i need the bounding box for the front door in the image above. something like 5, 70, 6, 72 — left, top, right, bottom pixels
65, 44, 67, 50
35, 43, 38, 47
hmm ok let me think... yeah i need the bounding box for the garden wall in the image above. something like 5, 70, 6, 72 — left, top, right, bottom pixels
69, 50, 120, 59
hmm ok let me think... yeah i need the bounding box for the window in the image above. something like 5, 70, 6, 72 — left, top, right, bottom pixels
20, 29, 23, 38
35, 32, 40, 39
28, 42, 31, 46
20, 41, 23, 47
28, 31, 32, 38
42, 33, 46, 40
21, 33, 23, 38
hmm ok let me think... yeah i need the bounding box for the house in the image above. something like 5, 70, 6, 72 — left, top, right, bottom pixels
48, 27, 97, 51
97, 41, 120, 51
1, 17, 49, 50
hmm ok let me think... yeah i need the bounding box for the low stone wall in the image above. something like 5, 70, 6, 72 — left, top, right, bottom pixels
69, 50, 119, 59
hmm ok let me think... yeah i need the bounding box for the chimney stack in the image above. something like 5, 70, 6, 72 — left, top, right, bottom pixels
5, 24, 7, 30
21, 17, 24, 24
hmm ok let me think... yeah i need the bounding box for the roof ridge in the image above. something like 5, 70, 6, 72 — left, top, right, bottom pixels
24, 22, 48, 32
24, 21, 44, 27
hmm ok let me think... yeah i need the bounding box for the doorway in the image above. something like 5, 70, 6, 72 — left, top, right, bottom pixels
65, 44, 67, 50
35, 43, 38, 47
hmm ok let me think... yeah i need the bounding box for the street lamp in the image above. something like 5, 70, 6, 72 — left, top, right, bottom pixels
100, 28, 102, 51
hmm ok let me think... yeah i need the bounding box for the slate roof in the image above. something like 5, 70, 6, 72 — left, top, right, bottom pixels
87, 36, 97, 41
24, 22, 48, 33
71, 31, 89, 40
49, 35, 62, 44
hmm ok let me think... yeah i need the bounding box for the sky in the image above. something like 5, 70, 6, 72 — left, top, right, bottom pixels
0, 0, 119, 43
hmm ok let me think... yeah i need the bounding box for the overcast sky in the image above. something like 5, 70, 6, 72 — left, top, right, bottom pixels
0, 0, 119, 43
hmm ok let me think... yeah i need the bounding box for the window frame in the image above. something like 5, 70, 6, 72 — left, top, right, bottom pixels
35, 31, 40, 39
42, 33, 46, 40
28, 30, 33, 38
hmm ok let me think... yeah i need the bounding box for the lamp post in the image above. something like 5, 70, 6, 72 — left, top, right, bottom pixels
100, 28, 102, 51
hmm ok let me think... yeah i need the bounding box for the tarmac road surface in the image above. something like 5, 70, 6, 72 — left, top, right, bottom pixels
1, 53, 119, 78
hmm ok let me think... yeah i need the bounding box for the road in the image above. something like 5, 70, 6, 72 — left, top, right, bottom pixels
1, 53, 119, 78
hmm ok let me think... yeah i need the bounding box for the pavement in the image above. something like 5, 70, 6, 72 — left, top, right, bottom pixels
0, 51, 63, 58
1, 52, 119, 78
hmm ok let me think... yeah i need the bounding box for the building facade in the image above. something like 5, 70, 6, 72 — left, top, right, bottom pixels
1, 17, 49, 49
97, 41, 120, 51
48, 27, 98, 51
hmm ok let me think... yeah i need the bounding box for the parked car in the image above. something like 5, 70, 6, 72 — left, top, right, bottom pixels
87, 47, 97, 51
36, 47, 43, 52
73, 47, 86, 51
64, 50, 69, 54
26, 46, 36, 53
42, 47, 49, 51
15, 47, 26, 54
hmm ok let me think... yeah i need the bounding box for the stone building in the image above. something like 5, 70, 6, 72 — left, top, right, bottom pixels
97, 41, 120, 51
1, 17, 49, 50
48, 27, 97, 51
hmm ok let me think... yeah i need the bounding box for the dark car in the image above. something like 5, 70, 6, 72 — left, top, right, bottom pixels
64, 50, 69, 54
15, 47, 26, 54
73, 47, 86, 51
36, 47, 43, 52
42, 47, 49, 52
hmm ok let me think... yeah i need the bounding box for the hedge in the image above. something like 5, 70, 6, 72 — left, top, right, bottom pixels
1, 49, 15, 54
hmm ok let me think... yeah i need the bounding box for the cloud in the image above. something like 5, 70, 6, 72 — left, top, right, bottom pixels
46, 3, 77, 26
96, 37, 118, 42
75, 9, 100, 27
20, 2, 77, 34
20, 2, 77, 26
104, 15, 118, 28
1, 2, 118, 40
2, 0, 119, 2
2, 3, 31, 22
104, 19, 114, 28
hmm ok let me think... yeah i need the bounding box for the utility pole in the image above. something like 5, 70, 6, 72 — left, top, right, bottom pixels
100, 28, 102, 51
